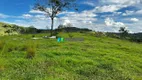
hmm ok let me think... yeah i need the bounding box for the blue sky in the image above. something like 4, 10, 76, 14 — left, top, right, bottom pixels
0, 0, 142, 33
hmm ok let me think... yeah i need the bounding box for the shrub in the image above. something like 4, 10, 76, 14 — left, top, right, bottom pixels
25, 41, 37, 59
0, 65, 5, 72
95, 32, 106, 37
68, 33, 73, 38
8, 48, 13, 52
26, 47, 36, 59
7, 43, 17, 52
0, 41, 5, 50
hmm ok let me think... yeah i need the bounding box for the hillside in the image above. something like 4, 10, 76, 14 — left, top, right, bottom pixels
0, 22, 38, 36
0, 22, 19, 36
0, 32, 141, 80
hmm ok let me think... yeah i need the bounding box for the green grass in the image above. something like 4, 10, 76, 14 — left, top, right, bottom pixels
0, 32, 142, 80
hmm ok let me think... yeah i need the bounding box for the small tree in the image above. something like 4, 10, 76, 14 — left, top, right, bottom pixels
119, 27, 129, 39
34, 0, 77, 36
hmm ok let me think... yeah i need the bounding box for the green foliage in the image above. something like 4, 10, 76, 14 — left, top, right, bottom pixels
68, 33, 74, 38
0, 40, 5, 50
95, 32, 106, 37
25, 41, 37, 59
119, 27, 129, 39
26, 47, 36, 59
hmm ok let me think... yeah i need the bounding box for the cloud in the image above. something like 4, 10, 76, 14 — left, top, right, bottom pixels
130, 18, 139, 22
100, 0, 142, 5
105, 18, 126, 27
22, 14, 33, 19
63, 19, 71, 25
94, 5, 126, 13
136, 9, 142, 14
126, 21, 142, 33
0, 13, 9, 18
122, 10, 134, 16
98, 0, 142, 14
82, 1, 95, 7
29, 10, 46, 14
122, 9, 142, 16
59, 10, 97, 29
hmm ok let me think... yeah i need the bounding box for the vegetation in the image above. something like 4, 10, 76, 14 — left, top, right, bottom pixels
119, 27, 129, 39
0, 32, 141, 80
0, 22, 38, 35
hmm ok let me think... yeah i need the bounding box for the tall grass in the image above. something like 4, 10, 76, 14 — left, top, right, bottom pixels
0, 40, 5, 50
25, 41, 37, 59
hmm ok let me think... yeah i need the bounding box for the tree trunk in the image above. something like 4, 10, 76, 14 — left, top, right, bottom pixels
50, 18, 54, 36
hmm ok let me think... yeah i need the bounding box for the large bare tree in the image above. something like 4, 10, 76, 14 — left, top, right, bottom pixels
34, 0, 77, 36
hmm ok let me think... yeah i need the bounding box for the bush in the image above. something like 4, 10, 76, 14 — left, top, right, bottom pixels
25, 41, 37, 59
0, 41, 5, 50
95, 32, 106, 37
68, 33, 73, 38
26, 47, 36, 59
0, 65, 5, 72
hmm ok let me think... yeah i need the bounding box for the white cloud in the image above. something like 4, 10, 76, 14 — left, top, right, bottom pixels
29, 10, 46, 14
105, 17, 126, 27
98, 0, 142, 14
136, 9, 142, 14
47, 9, 97, 30
63, 19, 71, 25
126, 21, 142, 33
82, 1, 95, 7
122, 9, 142, 16
0, 13, 9, 18
94, 5, 126, 13
101, 0, 141, 5
59, 10, 97, 28
22, 14, 33, 19
122, 10, 134, 16
34, 15, 47, 20
130, 18, 139, 22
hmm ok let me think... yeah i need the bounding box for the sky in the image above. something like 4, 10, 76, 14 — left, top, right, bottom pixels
0, 0, 142, 33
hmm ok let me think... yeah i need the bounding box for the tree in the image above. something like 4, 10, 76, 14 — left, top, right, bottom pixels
34, 0, 77, 36
12, 25, 21, 34
27, 26, 37, 34
119, 27, 129, 39
58, 24, 64, 29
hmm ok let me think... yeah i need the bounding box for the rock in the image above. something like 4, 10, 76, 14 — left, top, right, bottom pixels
43, 36, 49, 39
32, 37, 42, 40
49, 36, 56, 39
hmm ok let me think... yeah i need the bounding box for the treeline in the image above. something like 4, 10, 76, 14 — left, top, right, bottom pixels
106, 32, 142, 43
55, 27, 92, 32
0, 22, 91, 35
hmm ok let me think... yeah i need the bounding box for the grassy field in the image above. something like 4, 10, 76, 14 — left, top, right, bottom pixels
0, 32, 142, 80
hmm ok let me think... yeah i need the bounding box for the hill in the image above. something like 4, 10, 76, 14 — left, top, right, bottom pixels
0, 32, 141, 80
0, 22, 38, 36
0, 22, 21, 36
